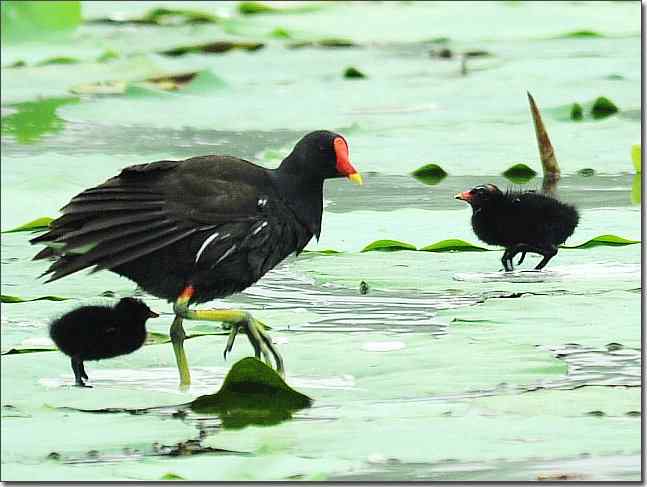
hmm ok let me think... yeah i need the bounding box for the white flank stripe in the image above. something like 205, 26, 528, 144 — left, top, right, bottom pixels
216, 244, 237, 265
195, 231, 220, 263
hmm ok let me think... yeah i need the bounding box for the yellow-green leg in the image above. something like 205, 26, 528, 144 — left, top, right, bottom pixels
172, 286, 284, 378
170, 315, 191, 386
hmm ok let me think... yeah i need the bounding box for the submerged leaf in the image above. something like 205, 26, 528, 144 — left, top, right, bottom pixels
190, 357, 312, 429
361, 240, 417, 252
562, 234, 640, 249
411, 163, 448, 185
2, 217, 53, 233
420, 239, 489, 252
502, 163, 537, 183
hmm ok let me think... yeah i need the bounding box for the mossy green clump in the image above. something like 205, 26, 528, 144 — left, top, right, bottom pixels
502, 163, 537, 184
411, 163, 448, 185
590, 96, 618, 119
343, 66, 366, 79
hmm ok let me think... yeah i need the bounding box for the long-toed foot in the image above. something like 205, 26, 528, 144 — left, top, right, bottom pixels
173, 285, 285, 382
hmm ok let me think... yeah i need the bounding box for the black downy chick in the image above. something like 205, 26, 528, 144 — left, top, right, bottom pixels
49, 297, 158, 387
455, 184, 579, 271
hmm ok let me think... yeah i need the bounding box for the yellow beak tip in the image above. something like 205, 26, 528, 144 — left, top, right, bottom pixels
348, 173, 363, 185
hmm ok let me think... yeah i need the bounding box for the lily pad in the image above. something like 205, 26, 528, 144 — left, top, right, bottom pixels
189, 357, 312, 429
343, 67, 366, 79
411, 163, 448, 185
1, 98, 79, 144
361, 240, 417, 252
502, 163, 537, 183
563, 234, 640, 249
1, 0, 81, 43
238, 2, 320, 15
591, 96, 619, 119
420, 239, 489, 252
631, 144, 641, 173
2, 217, 53, 233
1, 294, 69, 304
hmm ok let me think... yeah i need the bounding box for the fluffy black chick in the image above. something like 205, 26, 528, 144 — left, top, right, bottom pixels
455, 184, 579, 271
49, 297, 158, 387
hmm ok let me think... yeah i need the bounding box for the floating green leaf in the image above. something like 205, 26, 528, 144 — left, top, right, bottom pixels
88, 7, 218, 26
1, 294, 69, 304
35, 56, 79, 67
2, 217, 53, 233
570, 102, 583, 121
631, 144, 641, 173
1, 0, 81, 43
563, 234, 640, 249
269, 27, 292, 39
343, 66, 366, 79
411, 163, 448, 185
502, 163, 537, 183
1, 98, 80, 144
238, 2, 320, 15
591, 96, 619, 119
631, 175, 641, 205
361, 240, 417, 252
190, 357, 312, 429
161, 473, 186, 481
289, 38, 356, 49
420, 239, 489, 252
558, 30, 604, 38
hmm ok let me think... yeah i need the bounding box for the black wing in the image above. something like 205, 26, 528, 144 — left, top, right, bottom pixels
31, 156, 283, 282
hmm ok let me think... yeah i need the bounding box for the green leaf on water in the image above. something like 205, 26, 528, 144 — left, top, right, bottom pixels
1, 0, 81, 43
361, 240, 417, 252
0, 294, 69, 303
2, 217, 53, 233
570, 102, 583, 121
502, 163, 537, 183
35, 56, 79, 67
160, 41, 264, 57
631, 144, 641, 173
141, 7, 218, 25
270, 27, 292, 39
411, 163, 448, 185
343, 67, 366, 79
238, 2, 320, 15
288, 38, 356, 49
562, 234, 640, 249
420, 239, 489, 252
190, 357, 312, 429
161, 472, 186, 481
631, 174, 641, 205
302, 249, 343, 255
1, 98, 80, 144
590, 96, 619, 119
558, 30, 604, 38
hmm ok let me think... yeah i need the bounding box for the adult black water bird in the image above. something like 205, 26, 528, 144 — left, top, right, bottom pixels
455, 184, 579, 271
49, 297, 158, 387
32, 131, 363, 384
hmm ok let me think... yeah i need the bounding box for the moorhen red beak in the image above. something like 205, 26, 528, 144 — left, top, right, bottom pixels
32, 130, 361, 385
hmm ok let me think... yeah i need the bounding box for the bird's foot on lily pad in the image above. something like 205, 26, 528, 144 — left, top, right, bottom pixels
223, 314, 284, 378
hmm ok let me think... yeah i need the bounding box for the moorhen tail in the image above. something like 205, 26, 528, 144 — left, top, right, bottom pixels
455, 184, 579, 271
49, 297, 158, 387
32, 130, 362, 384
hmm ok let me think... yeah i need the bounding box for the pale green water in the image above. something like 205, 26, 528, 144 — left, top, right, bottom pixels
0, 1, 641, 481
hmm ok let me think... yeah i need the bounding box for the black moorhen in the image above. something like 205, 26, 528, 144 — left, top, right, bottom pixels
32, 130, 362, 384
455, 184, 579, 271
49, 297, 158, 387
